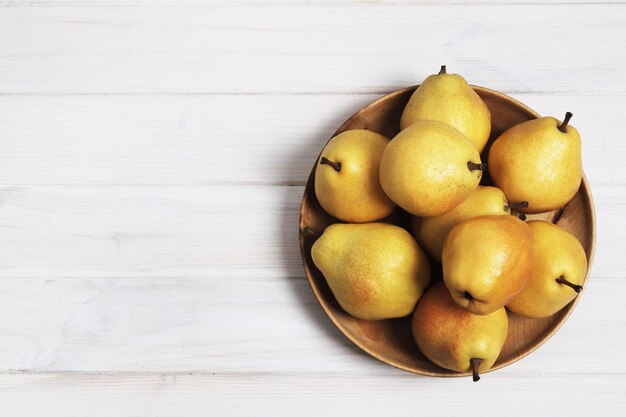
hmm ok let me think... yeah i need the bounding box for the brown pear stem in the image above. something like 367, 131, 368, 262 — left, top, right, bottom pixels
556, 276, 583, 293
504, 201, 528, 221
320, 157, 341, 172
470, 358, 483, 382
438, 65, 447, 75
504, 201, 529, 211
467, 161, 487, 172
558, 112, 573, 133
301, 227, 320, 240
552, 206, 565, 224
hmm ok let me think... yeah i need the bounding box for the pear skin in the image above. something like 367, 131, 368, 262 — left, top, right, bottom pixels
507, 221, 587, 318
314, 129, 396, 223
488, 112, 582, 213
411, 186, 528, 261
442, 215, 533, 315
311, 223, 431, 320
401, 65, 491, 153
412, 282, 508, 381
379, 120, 483, 217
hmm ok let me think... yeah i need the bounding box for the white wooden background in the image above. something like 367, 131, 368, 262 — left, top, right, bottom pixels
0, 1, 625, 415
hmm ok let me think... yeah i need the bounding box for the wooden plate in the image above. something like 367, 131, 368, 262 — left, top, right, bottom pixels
298, 85, 596, 378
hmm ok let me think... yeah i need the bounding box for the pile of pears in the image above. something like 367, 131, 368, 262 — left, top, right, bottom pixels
309, 66, 588, 381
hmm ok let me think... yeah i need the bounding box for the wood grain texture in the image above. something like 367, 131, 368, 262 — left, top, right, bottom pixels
0, 0, 625, 412
0, 277, 623, 374
0, 94, 624, 186
0, 5, 624, 94
0, 374, 626, 417
0, 373, 624, 417
0, 185, 303, 279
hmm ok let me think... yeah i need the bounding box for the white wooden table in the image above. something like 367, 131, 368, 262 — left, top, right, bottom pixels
0, 1, 625, 415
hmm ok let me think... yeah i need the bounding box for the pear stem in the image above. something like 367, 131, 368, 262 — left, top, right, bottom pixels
470, 358, 482, 382
439, 65, 447, 75
505, 201, 529, 211
320, 157, 341, 172
556, 276, 583, 293
558, 112, 573, 133
467, 161, 487, 172
504, 201, 529, 221
552, 206, 565, 224
301, 227, 320, 240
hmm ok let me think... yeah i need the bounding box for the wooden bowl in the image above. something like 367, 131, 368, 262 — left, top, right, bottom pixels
299, 85, 596, 378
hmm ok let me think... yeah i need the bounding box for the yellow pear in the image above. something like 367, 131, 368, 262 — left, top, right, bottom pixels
311, 222, 431, 320
401, 65, 491, 153
488, 112, 582, 213
412, 282, 508, 381
507, 221, 587, 318
442, 215, 533, 315
314, 129, 396, 223
411, 186, 528, 261
379, 120, 483, 217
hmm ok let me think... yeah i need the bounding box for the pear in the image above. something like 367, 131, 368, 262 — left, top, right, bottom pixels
507, 221, 587, 318
401, 65, 491, 153
379, 120, 484, 217
412, 282, 508, 381
488, 112, 582, 213
314, 129, 396, 223
442, 215, 533, 315
411, 186, 528, 261
311, 222, 431, 320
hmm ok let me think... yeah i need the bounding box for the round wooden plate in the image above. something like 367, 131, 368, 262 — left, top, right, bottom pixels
299, 85, 596, 378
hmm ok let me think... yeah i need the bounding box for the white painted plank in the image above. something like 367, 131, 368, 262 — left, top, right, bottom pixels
0, 373, 624, 417
0, 94, 623, 186
0, 5, 624, 94
0, 94, 364, 186
0, 185, 304, 279
0, 184, 619, 279
0, 275, 623, 374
